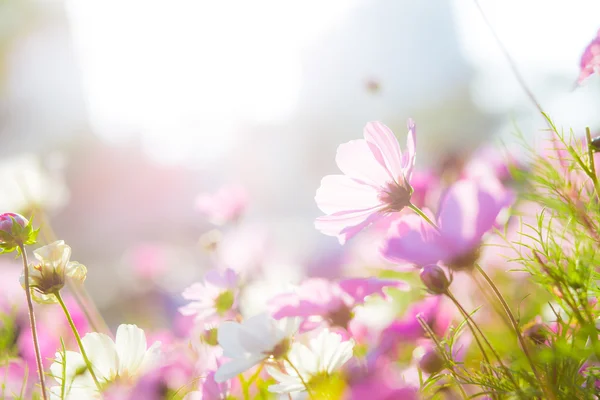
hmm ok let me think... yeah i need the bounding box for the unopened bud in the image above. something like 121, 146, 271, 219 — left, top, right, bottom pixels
524, 323, 547, 345
420, 265, 450, 295
419, 348, 445, 374
0, 213, 37, 253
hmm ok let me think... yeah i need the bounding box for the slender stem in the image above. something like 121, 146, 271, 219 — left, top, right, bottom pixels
55, 291, 103, 392
416, 315, 469, 400
247, 364, 263, 386
475, 264, 556, 400
470, 273, 512, 329
283, 356, 315, 400
445, 291, 492, 367
408, 203, 440, 232
238, 374, 250, 400
585, 127, 600, 198
18, 244, 48, 400
446, 291, 522, 394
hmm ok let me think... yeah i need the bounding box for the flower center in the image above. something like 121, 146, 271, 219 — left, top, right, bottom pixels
446, 247, 481, 272
214, 290, 235, 315
269, 338, 291, 360
202, 327, 219, 346
307, 371, 345, 398
327, 304, 354, 329
379, 180, 412, 213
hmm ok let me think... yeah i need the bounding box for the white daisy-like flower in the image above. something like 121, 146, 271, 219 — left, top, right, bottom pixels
214, 313, 299, 383
49, 324, 162, 398
20, 240, 87, 304
266, 329, 354, 394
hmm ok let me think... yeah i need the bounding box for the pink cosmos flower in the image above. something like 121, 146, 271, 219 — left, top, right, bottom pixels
375, 297, 452, 359
383, 177, 513, 271
269, 277, 408, 332
196, 184, 248, 225
578, 29, 600, 84
315, 120, 417, 244
179, 269, 238, 324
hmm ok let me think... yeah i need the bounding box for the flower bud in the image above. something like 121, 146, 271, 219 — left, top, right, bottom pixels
524, 323, 547, 345
420, 265, 450, 295
419, 348, 445, 374
0, 213, 37, 253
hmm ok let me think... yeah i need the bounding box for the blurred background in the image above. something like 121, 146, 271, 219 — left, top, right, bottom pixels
1, 0, 600, 325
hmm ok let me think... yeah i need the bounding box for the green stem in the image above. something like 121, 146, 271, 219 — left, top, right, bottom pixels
55, 291, 103, 392
18, 244, 48, 400
283, 356, 315, 400
238, 374, 250, 400
475, 264, 556, 400
585, 127, 600, 198
416, 315, 469, 400
446, 291, 523, 396
408, 203, 440, 232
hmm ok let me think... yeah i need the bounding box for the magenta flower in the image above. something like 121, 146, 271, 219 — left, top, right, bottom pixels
383, 178, 513, 271
315, 120, 416, 244
579, 29, 600, 84
179, 268, 238, 325
196, 184, 248, 225
269, 277, 408, 331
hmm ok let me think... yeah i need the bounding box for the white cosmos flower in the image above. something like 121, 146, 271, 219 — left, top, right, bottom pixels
214, 313, 299, 383
266, 329, 354, 394
49, 324, 161, 398
20, 240, 87, 304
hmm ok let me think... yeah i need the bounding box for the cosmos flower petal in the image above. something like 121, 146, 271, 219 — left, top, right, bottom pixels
214, 354, 266, 383
315, 207, 384, 244
315, 175, 382, 215
115, 324, 148, 376
402, 119, 417, 181
363, 121, 404, 181
382, 213, 448, 266
335, 139, 390, 186
217, 321, 246, 358
579, 29, 600, 84
81, 332, 119, 381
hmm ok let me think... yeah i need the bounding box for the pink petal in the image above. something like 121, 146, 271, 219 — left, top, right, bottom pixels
402, 119, 416, 181
438, 180, 479, 247
382, 213, 449, 265
338, 278, 409, 304
315, 175, 382, 215
438, 179, 512, 247
363, 122, 404, 182
578, 29, 600, 84
335, 139, 391, 186
315, 207, 384, 244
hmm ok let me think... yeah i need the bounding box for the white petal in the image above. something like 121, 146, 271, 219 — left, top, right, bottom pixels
81, 332, 118, 382
217, 321, 246, 358
139, 340, 162, 374
213, 354, 265, 382
115, 324, 148, 377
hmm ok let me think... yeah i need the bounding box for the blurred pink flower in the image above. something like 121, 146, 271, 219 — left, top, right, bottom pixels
269, 277, 408, 331
383, 178, 512, 271
196, 184, 248, 225
315, 120, 416, 244
128, 243, 168, 280
345, 357, 419, 400
578, 29, 600, 84
376, 297, 452, 353
179, 269, 238, 325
